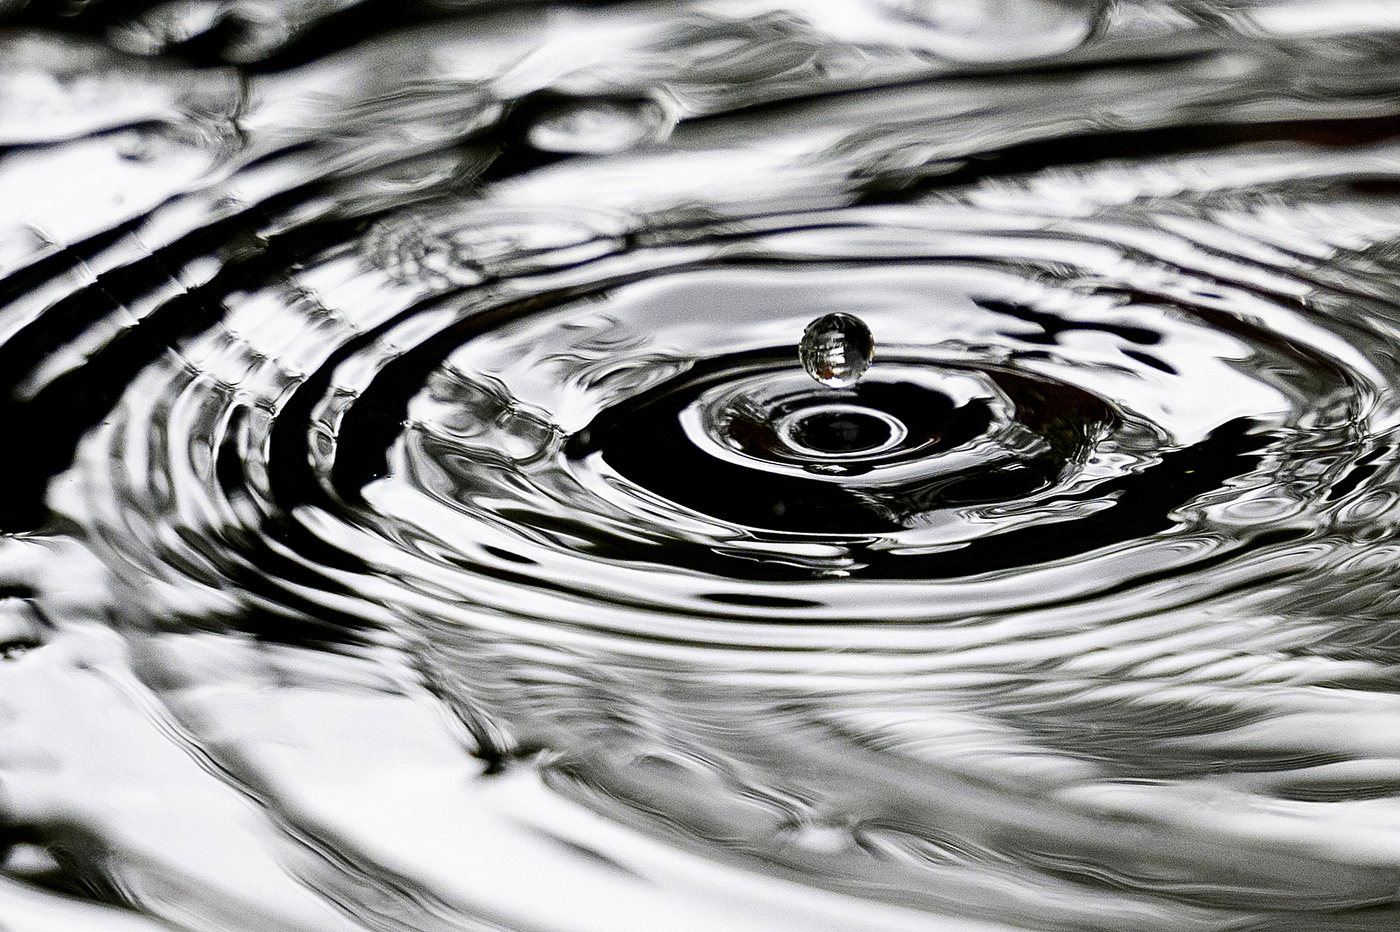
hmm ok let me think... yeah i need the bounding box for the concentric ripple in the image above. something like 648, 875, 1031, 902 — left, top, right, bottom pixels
8, 3, 1400, 932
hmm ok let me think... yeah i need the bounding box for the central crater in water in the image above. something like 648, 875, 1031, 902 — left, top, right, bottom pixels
779, 405, 904, 456
569, 354, 1113, 534
402, 266, 1267, 581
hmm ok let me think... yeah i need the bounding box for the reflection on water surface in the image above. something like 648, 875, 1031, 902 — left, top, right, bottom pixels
3, 1, 1400, 930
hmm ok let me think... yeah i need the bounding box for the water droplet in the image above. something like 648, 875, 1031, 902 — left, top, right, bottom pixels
799, 314, 874, 388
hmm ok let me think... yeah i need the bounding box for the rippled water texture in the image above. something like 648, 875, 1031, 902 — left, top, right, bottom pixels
8, 2, 1400, 930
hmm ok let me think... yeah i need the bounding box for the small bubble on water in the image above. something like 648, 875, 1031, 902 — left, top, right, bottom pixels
799, 313, 874, 387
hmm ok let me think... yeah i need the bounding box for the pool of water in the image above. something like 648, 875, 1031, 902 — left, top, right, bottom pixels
3, 2, 1400, 930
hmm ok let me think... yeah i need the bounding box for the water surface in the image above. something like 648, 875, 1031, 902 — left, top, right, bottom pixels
3, 2, 1400, 930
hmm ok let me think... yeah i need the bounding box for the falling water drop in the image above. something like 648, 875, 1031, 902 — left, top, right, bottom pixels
799, 313, 875, 387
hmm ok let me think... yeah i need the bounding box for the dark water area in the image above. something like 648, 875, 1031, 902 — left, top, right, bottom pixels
4, 2, 1400, 930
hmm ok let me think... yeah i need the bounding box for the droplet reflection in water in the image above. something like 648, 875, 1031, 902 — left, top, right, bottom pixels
799, 313, 875, 387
